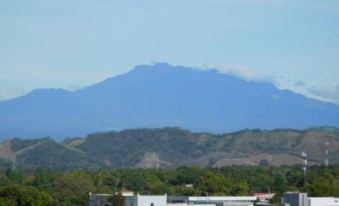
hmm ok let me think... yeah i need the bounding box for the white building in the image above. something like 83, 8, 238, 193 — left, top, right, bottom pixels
281, 192, 339, 206
188, 196, 257, 202
308, 197, 339, 206
281, 192, 308, 206
137, 194, 167, 206
168, 203, 215, 206
89, 193, 257, 206
187, 196, 256, 206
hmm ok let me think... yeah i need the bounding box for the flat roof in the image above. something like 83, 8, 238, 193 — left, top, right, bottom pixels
188, 196, 257, 201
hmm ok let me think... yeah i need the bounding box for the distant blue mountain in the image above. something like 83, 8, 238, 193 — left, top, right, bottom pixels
1, 63, 339, 139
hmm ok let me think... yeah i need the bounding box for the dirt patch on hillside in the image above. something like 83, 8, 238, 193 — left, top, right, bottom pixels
213, 153, 319, 167
0, 141, 15, 160
0, 140, 42, 161
136, 153, 171, 168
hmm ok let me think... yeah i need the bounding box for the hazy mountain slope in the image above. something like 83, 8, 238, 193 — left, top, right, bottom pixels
1, 63, 339, 139
1, 128, 338, 170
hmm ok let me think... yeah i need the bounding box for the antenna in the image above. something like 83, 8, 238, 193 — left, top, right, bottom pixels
301, 151, 307, 187
324, 142, 329, 167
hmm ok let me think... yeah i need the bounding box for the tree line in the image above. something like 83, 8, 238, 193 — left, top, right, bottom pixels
0, 165, 338, 205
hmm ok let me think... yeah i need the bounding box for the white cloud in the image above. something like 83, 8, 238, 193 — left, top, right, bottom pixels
202, 64, 339, 105
307, 84, 339, 104
272, 76, 339, 104
202, 64, 266, 81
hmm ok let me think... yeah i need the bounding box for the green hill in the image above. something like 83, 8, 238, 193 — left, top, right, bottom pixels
0, 127, 338, 170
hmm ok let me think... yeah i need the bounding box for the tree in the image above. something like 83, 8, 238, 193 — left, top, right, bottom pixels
195, 172, 231, 195
0, 184, 55, 206
52, 172, 94, 206
33, 167, 57, 191
109, 192, 125, 206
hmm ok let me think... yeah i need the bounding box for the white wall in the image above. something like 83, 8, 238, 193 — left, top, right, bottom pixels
309, 198, 339, 206
188, 196, 257, 201
137, 195, 167, 206
168, 204, 216, 206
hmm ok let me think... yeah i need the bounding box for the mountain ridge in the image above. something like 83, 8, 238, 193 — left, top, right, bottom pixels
1, 63, 339, 139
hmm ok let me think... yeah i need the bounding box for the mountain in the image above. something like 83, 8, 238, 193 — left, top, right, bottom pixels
0, 128, 338, 170
1, 63, 339, 139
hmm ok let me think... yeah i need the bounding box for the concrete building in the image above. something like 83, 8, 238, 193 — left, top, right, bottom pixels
89, 194, 167, 206
167, 196, 256, 206
90, 194, 257, 206
187, 196, 256, 206
308, 197, 339, 206
168, 204, 215, 206
89, 189, 136, 206
281, 192, 339, 206
137, 194, 167, 206
89, 194, 116, 206
188, 196, 257, 202
281, 192, 308, 206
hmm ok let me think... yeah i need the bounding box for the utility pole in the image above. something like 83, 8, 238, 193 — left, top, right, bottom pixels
324, 142, 329, 167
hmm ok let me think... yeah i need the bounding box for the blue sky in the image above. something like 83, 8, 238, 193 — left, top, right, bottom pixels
1, 0, 339, 103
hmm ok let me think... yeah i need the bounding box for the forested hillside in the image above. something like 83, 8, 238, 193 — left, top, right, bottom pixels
0, 127, 338, 170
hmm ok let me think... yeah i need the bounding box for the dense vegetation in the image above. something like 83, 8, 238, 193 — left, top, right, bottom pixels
1, 127, 339, 170
0, 166, 338, 206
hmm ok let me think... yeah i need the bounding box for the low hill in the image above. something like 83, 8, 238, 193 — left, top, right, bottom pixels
0, 128, 338, 170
